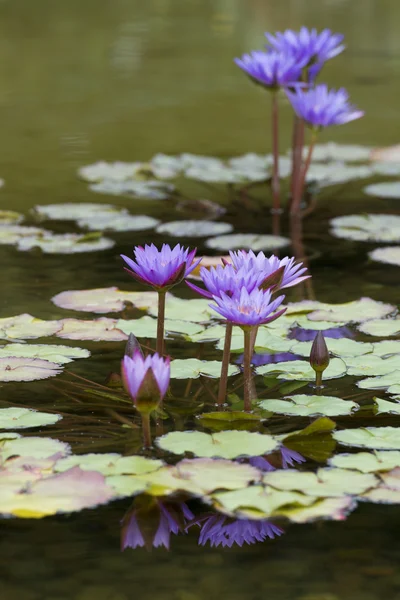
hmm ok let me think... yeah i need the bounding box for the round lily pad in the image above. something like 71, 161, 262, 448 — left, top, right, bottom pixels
304, 143, 372, 163
116, 317, 204, 339
289, 338, 373, 358
0, 357, 63, 382
358, 318, 400, 337
55, 453, 164, 476
0, 210, 23, 224
257, 357, 347, 381
329, 451, 400, 473
156, 220, 233, 238
148, 297, 212, 323
333, 427, 400, 450
0, 225, 48, 245
0, 436, 70, 460
56, 318, 127, 342
0, 343, 90, 364
345, 354, 400, 377
259, 394, 358, 417
33, 203, 120, 221
369, 246, 400, 267
306, 297, 395, 324
205, 233, 290, 251
52, 287, 160, 314
17, 232, 115, 254
89, 179, 173, 200
78, 161, 143, 182
363, 182, 400, 198
0, 314, 62, 341
0, 407, 62, 429
170, 358, 239, 379
77, 213, 160, 232
330, 214, 400, 243
156, 430, 279, 459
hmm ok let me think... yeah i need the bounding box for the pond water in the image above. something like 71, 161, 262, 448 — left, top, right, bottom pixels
1, 1, 400, 599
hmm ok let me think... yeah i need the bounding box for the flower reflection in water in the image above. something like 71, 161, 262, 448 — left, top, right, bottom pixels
198, 515, 284, 548
121, 496, 194, 551
288, 326, 354, 342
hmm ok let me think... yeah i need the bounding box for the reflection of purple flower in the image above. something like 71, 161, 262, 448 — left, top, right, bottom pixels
209, 287, 286, 327
281, 447, 306, 469
229, 251, 309, 291
236, 351, 302, 367
122, 499, 194, 551
122, 351, 170, 413
289, 326, 354, 342
186, 264, 266, 300
249, 456, 275, 472
286, 84, 364, 129
199, 515, 283, 547
234, 50, 303, 89
121, 243, 201, 290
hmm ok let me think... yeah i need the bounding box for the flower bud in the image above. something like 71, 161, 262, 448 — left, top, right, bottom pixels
309, 331, 330, 373
122, 352, 170, 415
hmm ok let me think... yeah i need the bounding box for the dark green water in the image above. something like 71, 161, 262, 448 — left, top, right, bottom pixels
1, 0, 400, 598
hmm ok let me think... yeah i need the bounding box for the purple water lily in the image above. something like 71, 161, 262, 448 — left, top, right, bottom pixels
229, 250, 310, 291
248, 456, 275, 472
266, 27, 345, 80
121, 243, 201, 290
286, 84, 364, 129
186, 263, 267, 299
281, 447, 306, 469
209, 287, 286, 328
122, 351, 170, 411
121, 498, 194, 551
234, 49, 303, 89
198, 515, 284, 547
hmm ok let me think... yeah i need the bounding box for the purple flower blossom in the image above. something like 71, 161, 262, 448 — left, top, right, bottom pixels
281, 447, 306, 469
286, 84, 364, 129
248, 455, 275, 472
209, 287, 286, 328
234, 49, 303, 89
121, 499, 194, 551
229, 250, 310, 291
186, 264, 266, 299
288, 326, 354, 342
122, 351, 170, 413
198, 515, 283, 547
121, 243, 201, 290
266, 27, 345, 79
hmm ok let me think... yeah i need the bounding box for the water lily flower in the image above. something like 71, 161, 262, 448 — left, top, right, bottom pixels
229, 250, 310, 291
209, 287, 286, 328
286, 84, 364, 129
121, 497, 194, 551
186, 263, 267, 299
248, 456, 275, 472
198, 514, 283, 547
234, 49, 303, 89
266, 27, 345, 80
281, 447, 306, 468
121, 243, 201, 290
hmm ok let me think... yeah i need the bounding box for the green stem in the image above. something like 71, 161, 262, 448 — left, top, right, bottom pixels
271, 91, 281, 213
315, 371, 323, 388
141, 413, 152, 448
243, 327, 253, 412
156, 291, 166, 356
217, 321, 233, 406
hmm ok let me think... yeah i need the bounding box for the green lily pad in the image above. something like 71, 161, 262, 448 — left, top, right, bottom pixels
220, 328, 293, 353
358, 318, 400, 337
0, 408, 62, 430
357, 371, 400, 392
280, 417, 337, 462
363, 182, 400, 199
305, 143, 372, 162
55, 453, 164, 476
90, 179, 173, 200
55, 318, 127, 342
170, 358, 239, 379
78, 214, 160, 232
306, 297, 395, 323
156, 220, 233, 238
372, 340, 400, 357
0, 210, 23, 224
103, 475, 150, 497
330, 451, 400, 473
0, 314, 63, 341
264, 468, 377, 497
330, 214, 400, 243
17, 232, 115, 254
0, 343, 90, 364
0, 357, 63, 382
334, 426, 400, 450
149, 297, 212, 323
189, 324, 228, 343
52, 287, 161, 314
257, 357, 347, 381
369, 246, 400, 267
205, 233, 290, 252
156, 430, 279, 459
278, 496, 357, 523
290, 338, 373, 359
33, 203, 121, 221
373, 397, 400, 415
0, 436, 70, 461
345, 354, 400, 377
116, 316, 204, 339
259, 394, 358, 417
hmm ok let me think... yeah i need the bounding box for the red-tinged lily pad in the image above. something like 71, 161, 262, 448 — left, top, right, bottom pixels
56, 318, 127, 342
0, 314, 63, 340
0, 357, 63, 382
51, 287, 161, 314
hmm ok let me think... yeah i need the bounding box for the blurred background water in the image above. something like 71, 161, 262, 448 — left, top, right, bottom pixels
1, 0, 400, 598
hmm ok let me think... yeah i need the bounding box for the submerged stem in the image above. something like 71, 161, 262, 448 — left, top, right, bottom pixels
271, 91, 280, 213
291, 129, 316, 215
217, 321, 233, 406
243, 327, 253, 412
141, 413, 152, 449
156, 291, 166, 356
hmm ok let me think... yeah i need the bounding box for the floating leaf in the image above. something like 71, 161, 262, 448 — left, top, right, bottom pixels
197, 411, 261, 432
79, 161, 143, 182
0, 210, 23, 224
205, 233, 290, 252
89, 179, 174, 200
170, 358, 239, 379
52, 287, 161, 314
17, 232, 115, 254
306, 297, 395, 324
0, 225, 49, 245
0, 408, 61, 430
156, 430, 279, 459
116, 316, 204, 339
264, 468, 376, 497
0, 357, 63, 382
371, 340, 400, 357
148, 297, 212, 323
0, 314, 62, 340
334, 426, 400, 450
257, 357, 346, 381
0, 436, 70, 461
281, 417, 337, 462
373, 397, 400, 415
363, 182, 400, 199
290, 338, 373, 358
358, 318, 400, 337
55, 453, 164, 476
369, 246, 400, 267
56, 318, 127, 342
304, 142, 372, 162
33, 203, 120, 221
221, 328, 293, 353
330, 451, 400, 473
278, 496, 356, 523
345, 354, 400, 377
330, 214, 400, 243
357, 371, 400, 392
0, 343, 90, 365
156, 220, 233, 238
259, 394, 358, 417
78, 213, 160, 232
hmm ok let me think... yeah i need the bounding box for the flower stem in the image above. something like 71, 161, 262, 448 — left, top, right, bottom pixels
271, 91, 280, 213
315, 371, 323, 388
141, 413, 152, 448
243, 327, 253, 412
156, 291, 166, 356
217, 321, 233, 406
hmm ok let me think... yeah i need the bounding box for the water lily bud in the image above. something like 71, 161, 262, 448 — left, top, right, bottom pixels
121, 351, 170, 415
124, 333, 143, 359
310, 331, 329, 387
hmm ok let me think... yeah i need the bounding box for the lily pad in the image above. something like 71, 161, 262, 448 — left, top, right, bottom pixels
330, 451, 400, 473
205, 233, 290, 252
358, 318, 400, 337
0, 225, 48, 245
330, 214, 400, 243
116, 316, 204, 339
33, 203, 120, 221
0, 343, 90, 364
156, 220, 233, 238
280, 417, 337, 463
17, 232, 115, 254
257, 357, 347, 381
333, 426, 400, 450
344, 354, 400, 377
89, 179, 173, 200
373, 397, 400, 415
52, 287, 160, 314
259, 394, 358, 417
170, 358, 239, 379
156, 430, 279, 459
0, 210, 23, 224
304, 143, 373, 163
0, 408, 62, 429
78, 161, 143, 182
289, 338, 373, 358
278, 496, 357, 524
55, 453, 164, 476
357, 371, 400, 392
0, 357, 63, 381
56, 318, 127, 342
0, 314, 63, 340
0, 436, 70, 461
221, 328, 293, 354
363, 182, 400, 198
306, 297, 395, 324
369, 246, 400, 267
77, 213, 160, 232
148, 297, 212, 323
371, 340, 400, 357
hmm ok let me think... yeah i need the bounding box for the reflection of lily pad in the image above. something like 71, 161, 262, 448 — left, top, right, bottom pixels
358, 318, 400, 337
0, 407, 62, 429
257, 357, 347, 381
156, 220, 233, 238
330, 451, 400, 473
170, 358, 239, 379
205, 233, 290, 251
17, 232, 115, 254
0, 357, 63, 381
264, 468, 376, 497
52, 287, 161, 314
369, 246, 400, 267
259, 394, 358, 417
330, 214, 400, 243
334, 426, 400, 450
156, 430, 278, 458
